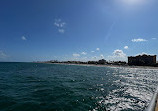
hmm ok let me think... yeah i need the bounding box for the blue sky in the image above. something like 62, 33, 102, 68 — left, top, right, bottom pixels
0, 0, 158, 62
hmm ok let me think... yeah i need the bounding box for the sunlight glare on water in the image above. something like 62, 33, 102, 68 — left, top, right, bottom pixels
0, 63, 158, 111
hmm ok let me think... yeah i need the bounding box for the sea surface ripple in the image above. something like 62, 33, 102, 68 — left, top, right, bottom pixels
0, 62, 158, 111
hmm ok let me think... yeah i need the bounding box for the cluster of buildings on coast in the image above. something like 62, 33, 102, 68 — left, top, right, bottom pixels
47, 54, 157, 67
50, 59, 127, 65
128, 54, 156, 66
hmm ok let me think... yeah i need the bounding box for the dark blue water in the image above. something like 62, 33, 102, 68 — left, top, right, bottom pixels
0, 62, 158, 111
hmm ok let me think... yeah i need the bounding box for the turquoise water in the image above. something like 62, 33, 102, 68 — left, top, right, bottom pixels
0, 62, 158, 111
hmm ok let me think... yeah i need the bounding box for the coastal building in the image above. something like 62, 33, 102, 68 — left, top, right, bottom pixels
98, 59, 107, 64
88, 61, 98, 64
128, 54, 156, 66
113, 61, 127, 65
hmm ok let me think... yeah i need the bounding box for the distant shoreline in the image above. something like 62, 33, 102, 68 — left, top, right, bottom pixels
43, 62, 158, 69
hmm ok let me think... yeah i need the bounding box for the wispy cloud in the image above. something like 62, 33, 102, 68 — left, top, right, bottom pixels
0, 51, 8, 59
92, 56, 97, 60
135, 52, 148, 56
81, 52, 87, 55
100, 54, 104, 59
96, 48, 100, 51
91, 54, 104, 60
91, 51, 95, 53
152, 38, 157, 40
124, 46, 128, 49
105, 21, 116, 39
135, 52, 154, 56
73, 53, 80, 57
131, 38, 147, 42
58, 29, 65, 33
21, 36, 27, 40
54, 19, 66, 27
54, 19, 66, 33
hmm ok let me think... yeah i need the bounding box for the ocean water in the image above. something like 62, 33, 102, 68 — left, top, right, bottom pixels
0, 62, 158, 111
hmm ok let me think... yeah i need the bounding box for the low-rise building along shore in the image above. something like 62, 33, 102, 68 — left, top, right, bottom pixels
48, 59, 127, 66
36, 54, 158, 67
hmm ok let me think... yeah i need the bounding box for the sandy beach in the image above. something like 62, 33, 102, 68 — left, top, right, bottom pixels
48, 63, 158, 70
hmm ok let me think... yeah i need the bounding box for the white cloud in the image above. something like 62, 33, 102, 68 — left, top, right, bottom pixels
113, 49, 126, 57
131, 38, 147, 42
152, 38, 157, 40
96, 48, 100, 51
100, 54, 104, 59
54, 19, 66, 28
108, 49, 126, 61
135, 52, 154, 56
54, 19, 61, 26
90, 55, 104, 61
91, 51, 95, 53
105, 21, 116, 39
0, 51, 8, 59
81, 52, 87, 55
73, 53, 80, 57
124, 46, 128, 49
60, 22, 66, 27
135, 52, 147, 56
58, 29, 65, 33
80, 57, 88, 62
54, 19, 66, 33
21, 36, 26, 40
92, 56, 97, 60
